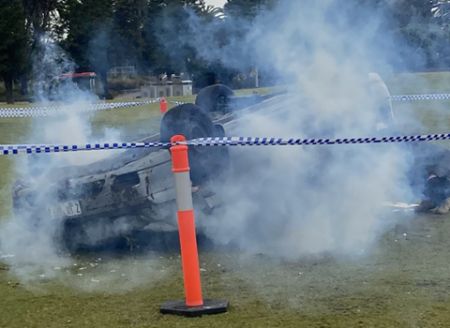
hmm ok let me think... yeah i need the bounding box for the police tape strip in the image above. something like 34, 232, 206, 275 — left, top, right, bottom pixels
0, 142, 167, 155
189, 134, 450, 146
2, 92, 449, 118
390, 93, 450, 102
0, 99, 163, 118
1, 133, 450, 156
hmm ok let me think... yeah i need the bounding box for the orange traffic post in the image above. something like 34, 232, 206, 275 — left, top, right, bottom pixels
160, 135, 228, 317
160, 97, 168, 114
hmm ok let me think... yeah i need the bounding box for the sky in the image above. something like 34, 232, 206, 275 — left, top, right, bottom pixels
205, 0, 227, 7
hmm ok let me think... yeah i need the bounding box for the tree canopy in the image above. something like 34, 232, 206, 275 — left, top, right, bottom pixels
0, 0, 449, 102
0, 0, 28, 103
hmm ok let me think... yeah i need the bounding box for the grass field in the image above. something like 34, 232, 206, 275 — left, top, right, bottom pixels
1, 77, 450, 327
386, 72, 450, 135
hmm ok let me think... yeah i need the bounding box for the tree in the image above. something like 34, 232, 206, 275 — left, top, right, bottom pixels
201, 5, 225, 20
432, 0, 450, 28
224, 0, 277, 19
58, 0, 114, 97
0, 0, 28, 103
142, 0, 206, 74
19, 0, 62, 97
355, 0, 439, 70
388, 0, 440, 70
110, 0, 148, 70
22, 0, 61, 39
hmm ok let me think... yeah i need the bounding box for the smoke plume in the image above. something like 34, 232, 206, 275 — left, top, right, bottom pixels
183, 0, 418, 258
0, 35, 149, 287
0, 0, 427, 288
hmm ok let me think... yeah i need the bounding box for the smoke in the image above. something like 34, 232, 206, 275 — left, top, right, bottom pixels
0, 0, 430, 288
0, 35, 154, 287
31, 34, 76, 103
0, 36, 86, 283
175, 0, 418, 258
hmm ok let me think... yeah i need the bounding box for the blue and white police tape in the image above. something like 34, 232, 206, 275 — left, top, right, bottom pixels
2, 133, 450, 156
4, 92, 450, 119
390, 93, 450, 102
188, 134, 450, 146
0, 99, 162, 118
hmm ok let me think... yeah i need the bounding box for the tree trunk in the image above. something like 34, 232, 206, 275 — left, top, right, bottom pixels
20, 75, 28, 97
4, 76, 14, 104
100, 70, 112, 99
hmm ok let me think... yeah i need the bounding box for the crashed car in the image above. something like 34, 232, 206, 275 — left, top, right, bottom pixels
12, 76, 448, 253
12, 84, 281, 251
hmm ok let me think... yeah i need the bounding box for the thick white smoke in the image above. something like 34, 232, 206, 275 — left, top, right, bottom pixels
0, 36, 134, 285
0, 1, 422, 288
195, 1, 416, 258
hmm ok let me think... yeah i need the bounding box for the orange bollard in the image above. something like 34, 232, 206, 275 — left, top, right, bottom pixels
170, 135, 203, 307
160, 135, 228, 317
160, 97, 168, 113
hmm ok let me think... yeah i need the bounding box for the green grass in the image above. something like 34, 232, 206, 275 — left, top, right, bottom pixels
1, 224, 450, 328
386, 71, 450, 94
1, 81, 450, 327
384, 72, 450, 135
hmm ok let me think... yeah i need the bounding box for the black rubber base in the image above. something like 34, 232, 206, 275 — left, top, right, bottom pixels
160, 299, 229, 317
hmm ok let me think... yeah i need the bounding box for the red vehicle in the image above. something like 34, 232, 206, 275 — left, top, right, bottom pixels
59, 72, 98, 93
47, 71, 100, 99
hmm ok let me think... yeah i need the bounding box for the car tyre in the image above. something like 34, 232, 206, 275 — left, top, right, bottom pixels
160, 104, 230, 185
195, 84, 235, 114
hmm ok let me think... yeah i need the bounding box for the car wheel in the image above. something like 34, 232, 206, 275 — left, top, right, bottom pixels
160, 104, 230, 185
195, 84, 235, 114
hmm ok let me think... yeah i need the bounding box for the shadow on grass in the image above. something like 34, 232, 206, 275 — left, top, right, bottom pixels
63, 229, 217, 257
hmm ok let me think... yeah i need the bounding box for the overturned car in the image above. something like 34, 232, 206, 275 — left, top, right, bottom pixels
11, 77, 450, 253
12, 84, 281, 252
